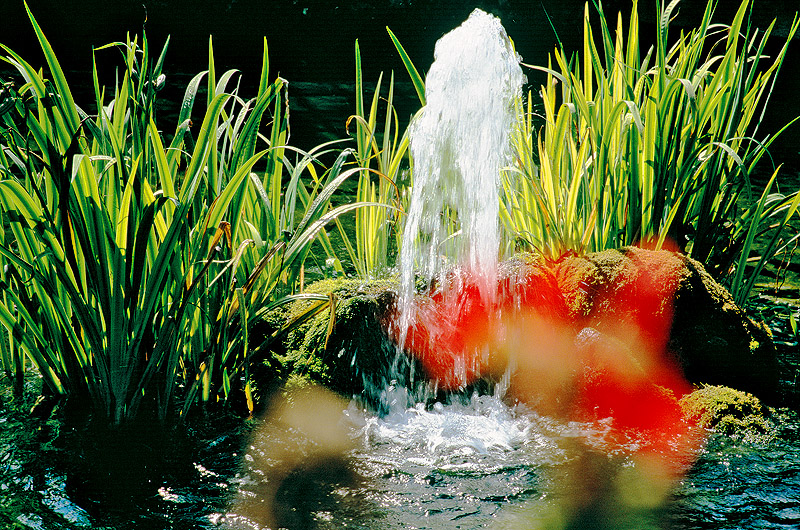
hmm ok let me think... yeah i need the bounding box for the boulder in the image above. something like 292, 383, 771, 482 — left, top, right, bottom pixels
276, 277, 418, 402
392, 255, 568, 390
267, 247, 778, 406
550, 247, 779, 403
679, 384, 772, 438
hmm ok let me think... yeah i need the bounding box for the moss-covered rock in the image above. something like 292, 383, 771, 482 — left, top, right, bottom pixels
277, 277, 420, 402
260, 247, 778, 408
550, 247, 778, 403
553, 247, 691, 327
680, 385, 772, 438
670, 256, 778, 403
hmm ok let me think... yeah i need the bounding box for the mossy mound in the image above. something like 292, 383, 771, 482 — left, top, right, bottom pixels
680, 385, 772, 438
276, 277, 419, 401
552, 247, 687, 323
550, 247, 778, 403
261, 248, 778, 408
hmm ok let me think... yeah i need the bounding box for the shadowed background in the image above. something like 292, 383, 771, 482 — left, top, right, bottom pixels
3, 0, 799, 168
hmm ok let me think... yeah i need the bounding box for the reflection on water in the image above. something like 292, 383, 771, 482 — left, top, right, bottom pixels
222, 386, 792, 530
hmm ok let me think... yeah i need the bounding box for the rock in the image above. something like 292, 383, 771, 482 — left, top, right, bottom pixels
394, 255, 568, 390
550, 247, 779, 403
551, 247, 685, 325
669, 257, 778, 402
277, 277, 418, 401
679, 385, 772, 438
265, 247, 778, 407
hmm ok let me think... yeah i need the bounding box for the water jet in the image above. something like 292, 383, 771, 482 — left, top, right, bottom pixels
397, 8, 526, 343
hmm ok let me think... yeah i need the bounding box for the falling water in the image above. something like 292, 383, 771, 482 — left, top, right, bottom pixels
397, 8, 526, 337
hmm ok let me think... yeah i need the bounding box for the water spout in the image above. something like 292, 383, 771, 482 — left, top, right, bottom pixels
397, 8, 525, 341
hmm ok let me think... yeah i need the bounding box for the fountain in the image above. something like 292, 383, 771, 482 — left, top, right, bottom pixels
227, 9, 710, 530
3, 5, 798, 530
397, 8, 526, 339
393, 8, 526, 391
376, 8, 706, 528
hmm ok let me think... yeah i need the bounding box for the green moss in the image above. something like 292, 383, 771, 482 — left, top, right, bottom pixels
276, 277, 417, 401
679, 385, 772, 438
547, 247, 778, 401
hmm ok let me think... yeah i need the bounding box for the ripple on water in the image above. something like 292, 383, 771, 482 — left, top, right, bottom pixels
670, 410, 800, 530
335, 394, 571, 529
4, 379, 800, 529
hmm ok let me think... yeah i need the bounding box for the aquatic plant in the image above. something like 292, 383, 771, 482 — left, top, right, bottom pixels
333, 40, 407, 280
500, 0, 800, 304
0, 4, 361, 425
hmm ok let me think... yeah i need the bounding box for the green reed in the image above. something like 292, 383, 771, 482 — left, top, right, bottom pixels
332, 40, 408, 280
0, 3, 361, 425
499, 0, 799, 304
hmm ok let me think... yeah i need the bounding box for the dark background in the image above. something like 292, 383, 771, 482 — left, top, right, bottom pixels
2, 0, 799, 171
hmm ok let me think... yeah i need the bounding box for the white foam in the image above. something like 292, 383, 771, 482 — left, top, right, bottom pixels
346, 392, 570, 471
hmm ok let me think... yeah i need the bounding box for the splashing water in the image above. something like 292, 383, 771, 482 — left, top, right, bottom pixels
397, 8, 525, 340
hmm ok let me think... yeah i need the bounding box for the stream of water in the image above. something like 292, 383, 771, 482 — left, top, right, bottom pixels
397, 8, 524, 340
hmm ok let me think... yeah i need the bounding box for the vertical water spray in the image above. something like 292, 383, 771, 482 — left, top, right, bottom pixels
397, 9, 525, 339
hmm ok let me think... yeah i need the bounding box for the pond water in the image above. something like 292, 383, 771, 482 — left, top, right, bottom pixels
2, 381, 800, 530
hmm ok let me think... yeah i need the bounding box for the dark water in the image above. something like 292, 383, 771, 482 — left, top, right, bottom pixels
2, 374, 800, 530
3, 0, 799, 169
669, 411, 800, 530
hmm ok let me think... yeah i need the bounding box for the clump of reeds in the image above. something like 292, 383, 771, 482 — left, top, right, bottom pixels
500, 0, 800, 304
0, 3, 363, 425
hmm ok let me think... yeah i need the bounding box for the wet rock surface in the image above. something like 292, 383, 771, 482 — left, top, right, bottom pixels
270, 247, 781, 405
